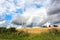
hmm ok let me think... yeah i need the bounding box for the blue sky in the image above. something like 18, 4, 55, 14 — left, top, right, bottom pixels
5, 14, 12, 22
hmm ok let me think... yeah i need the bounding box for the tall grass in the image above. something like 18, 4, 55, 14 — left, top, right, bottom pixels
0, 27, 60, 40
39, 28, 60, 40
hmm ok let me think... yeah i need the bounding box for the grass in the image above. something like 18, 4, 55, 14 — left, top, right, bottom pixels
0, 27, 60, 40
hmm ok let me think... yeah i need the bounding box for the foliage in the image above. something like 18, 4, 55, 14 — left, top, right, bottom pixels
0, 27, 7, 33
53, 25, 58, 27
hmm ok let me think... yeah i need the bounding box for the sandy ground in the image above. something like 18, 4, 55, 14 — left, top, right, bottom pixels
16, 27, 60, 34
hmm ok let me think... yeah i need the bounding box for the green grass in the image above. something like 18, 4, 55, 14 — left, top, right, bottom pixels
0, 28, 60, 40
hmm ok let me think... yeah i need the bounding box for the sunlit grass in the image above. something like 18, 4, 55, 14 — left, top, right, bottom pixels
0, 27, 60, 40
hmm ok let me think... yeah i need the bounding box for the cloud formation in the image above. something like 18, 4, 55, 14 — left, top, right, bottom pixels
7, 0, 48, 27
47, 0, 60, 25
1, 0, 60, 27
11, 7, 47, 27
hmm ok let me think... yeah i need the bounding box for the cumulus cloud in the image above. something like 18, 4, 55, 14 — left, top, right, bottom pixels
0, 21, 5, 24
11, 14, 27, 25
10, 0, 49, 27
11, 7, 47, 27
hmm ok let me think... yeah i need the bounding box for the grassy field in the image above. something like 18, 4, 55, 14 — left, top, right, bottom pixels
16, 27, 60, 34
0, 27, 60, 40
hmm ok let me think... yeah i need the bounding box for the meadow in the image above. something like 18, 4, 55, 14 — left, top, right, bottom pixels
0, 27, 60, 40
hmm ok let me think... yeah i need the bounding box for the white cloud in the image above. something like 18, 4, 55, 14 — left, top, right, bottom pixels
0, 21, 5, 24
0, 0, 50, 27
11, 0, 49, 27
11, 6, 48, 27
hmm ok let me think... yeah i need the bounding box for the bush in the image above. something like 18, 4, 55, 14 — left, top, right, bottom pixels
38, 28, 60, 40
48, 28, 60, 35
49, 25, 51, 27
42, 26, 47, 28
17, 30, 29, 37
0, 27, 17, 34
53, 25, 58, 27
0, 27, 7, 33
7, 27, 17, 33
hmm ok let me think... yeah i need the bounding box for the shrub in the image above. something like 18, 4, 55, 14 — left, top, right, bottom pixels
39, 28, 60, 40
49, 25, 51, 27
0, 27, 7, 33
48, 28, 60, 35
53, 25, 58, 27
42, 26, 47, 28
17, 30, 29, 37
7, 27, 17, 33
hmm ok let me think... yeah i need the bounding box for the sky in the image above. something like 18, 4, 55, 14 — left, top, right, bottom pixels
0, 0, 60, 28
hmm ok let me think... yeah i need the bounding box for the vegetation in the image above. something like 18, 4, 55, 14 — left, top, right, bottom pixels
53, 25, 58, 27
42, 26, 47, 28
0, 27, 60, 40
